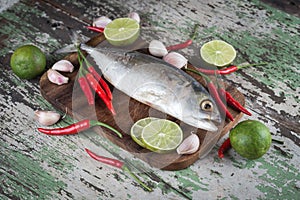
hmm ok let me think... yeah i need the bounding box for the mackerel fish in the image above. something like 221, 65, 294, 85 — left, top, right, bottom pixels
81, 44, 221, 131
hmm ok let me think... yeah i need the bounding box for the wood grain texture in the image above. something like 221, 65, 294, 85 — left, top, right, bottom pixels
39, 34, 244, 170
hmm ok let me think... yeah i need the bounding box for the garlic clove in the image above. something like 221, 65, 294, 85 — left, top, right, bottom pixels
176, 134, 200, 155
163, 52, 188, 69
128, 12, 140, 23
47, 69, 69, 85
52, 60, 74, 72
34, 110, 61, 126
149, 40, 168, 57
92, 16, 112, 28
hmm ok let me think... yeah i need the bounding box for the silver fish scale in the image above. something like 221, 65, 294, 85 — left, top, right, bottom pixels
84, 46, 221, 131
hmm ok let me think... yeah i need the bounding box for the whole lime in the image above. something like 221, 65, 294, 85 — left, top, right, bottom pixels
10, 45, 46, 79
229, 120, 272, 160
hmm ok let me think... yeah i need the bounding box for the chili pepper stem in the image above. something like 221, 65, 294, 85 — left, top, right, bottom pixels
122, 166, 153, 192
90, 120, 122, 138
236, 62, 268, 69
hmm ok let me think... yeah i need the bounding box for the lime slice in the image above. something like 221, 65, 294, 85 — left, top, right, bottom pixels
141, 119, 183, 153
104, 17, 140, 46
200, 40, 236, 67
130, 117, 159, 148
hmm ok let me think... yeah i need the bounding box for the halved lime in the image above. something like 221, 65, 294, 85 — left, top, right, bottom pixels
200, 40, 236, 67
141, 119, 183, 153
130, 117, 159, 148
104, 17, 140, 46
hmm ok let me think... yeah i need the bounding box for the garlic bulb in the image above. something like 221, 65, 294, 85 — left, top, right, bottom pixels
92, 16, 112, 28
34, 110, 61, 126
128, 12, 140, 23
176, 134, 200, 155
52, 60, 74, 72
149, 40, 168, 57
163, 52, 188, 69
47, 69, 69, 85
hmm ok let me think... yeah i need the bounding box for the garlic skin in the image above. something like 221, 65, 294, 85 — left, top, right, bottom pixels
92, 16, 112, 28
176, 134, 200, 155
149, 40, 168, 57
34, 110, 61, 126
128, 12, 140, 23
163, 52, 188, 69
47, 69, 69, 85
52, 60, 74, 72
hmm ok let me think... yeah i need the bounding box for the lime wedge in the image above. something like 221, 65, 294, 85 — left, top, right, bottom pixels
104, 17, 140, 46
141, 119, 183, 153
200, 40, 236, 67
130, 117, 159, 148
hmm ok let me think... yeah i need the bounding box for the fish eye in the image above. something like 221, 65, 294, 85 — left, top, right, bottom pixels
200, 100, 213, 112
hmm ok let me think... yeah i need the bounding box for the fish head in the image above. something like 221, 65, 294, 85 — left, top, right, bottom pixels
185, 92, 222, 132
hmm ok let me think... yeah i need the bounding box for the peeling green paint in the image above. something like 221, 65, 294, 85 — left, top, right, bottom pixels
1, 142, 66, 199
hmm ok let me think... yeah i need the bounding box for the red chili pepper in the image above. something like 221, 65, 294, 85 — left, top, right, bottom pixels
87, 26, 104, 33
85, 148, 123, 168
78, 76, 95, 105
218, 138, 231, 158
86, 73, 116, 115
85, 148, 152, 191
38, 119, 122, 138
87, 66, 112, 100
166, 39, 193, 51
196, 63, 268, 75
218, 88, 252, 116
166, 24, 199, 51
196, 65, 238, 75
38, 119, 91, 135
207, 82, 234, 121
186, 68, 234, 121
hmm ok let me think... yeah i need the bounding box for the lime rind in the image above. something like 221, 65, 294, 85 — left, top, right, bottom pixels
130, 117, 159, 148
200, 40, 236, 67
141, 119, 183, 153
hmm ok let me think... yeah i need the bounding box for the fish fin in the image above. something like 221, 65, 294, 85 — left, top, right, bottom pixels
80, 43, 94, 54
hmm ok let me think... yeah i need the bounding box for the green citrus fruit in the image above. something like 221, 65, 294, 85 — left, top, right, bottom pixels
10, 44, 46, 79
130, 117, 159, 148
230, 120, 272, 160
200, 40, 236, 67
104, 17, 140, 46
141, 119, 183, 153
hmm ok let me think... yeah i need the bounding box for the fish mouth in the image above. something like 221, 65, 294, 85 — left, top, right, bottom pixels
200, 120, 219, 132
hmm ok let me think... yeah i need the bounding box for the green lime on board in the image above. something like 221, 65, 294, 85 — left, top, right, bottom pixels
141, 119, 183, 153
230, 120, 272, 160
10, 44, 46, 79
200, 40, 236, 67
104, 17, 140, 46
130, 117, 159, 148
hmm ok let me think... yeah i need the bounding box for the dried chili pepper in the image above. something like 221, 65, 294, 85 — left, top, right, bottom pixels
85, 148, 152, 191
218, 138, 231, 158
166, 24, 199, 51
38, 119, 122, 138
86, 73, 116, 115
87, 66, 112, 100
186, 68, 234, 121
218, 88, 252, 116
196, 63, 267, 75
87, 26, 104, 33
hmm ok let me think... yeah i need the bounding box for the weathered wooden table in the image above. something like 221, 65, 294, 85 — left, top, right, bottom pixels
1, 0, 299, 199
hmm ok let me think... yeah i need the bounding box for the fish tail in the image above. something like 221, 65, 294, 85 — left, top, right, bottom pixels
54, 29, 87, 54
80, 43, 94, 54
